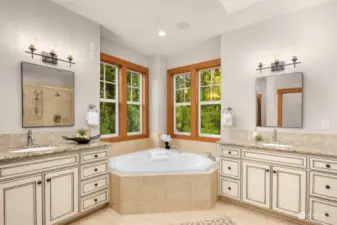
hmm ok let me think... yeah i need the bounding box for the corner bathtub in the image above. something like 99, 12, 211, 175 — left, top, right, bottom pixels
109, 149, 218, 175
108, 149, 219, 215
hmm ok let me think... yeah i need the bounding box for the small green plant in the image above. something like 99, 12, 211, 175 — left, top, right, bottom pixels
76, 129, 89, 140
255, 134, 264, 142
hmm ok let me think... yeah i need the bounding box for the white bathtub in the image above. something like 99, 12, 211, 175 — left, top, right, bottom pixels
108, 148, 218, 175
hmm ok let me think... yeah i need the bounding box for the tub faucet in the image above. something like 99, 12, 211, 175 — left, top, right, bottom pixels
27, 130, 35, 146
272, 129, 278, 143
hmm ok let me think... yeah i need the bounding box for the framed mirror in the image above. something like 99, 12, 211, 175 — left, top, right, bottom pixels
21, 62, 75, 128
256, 72, 303, 128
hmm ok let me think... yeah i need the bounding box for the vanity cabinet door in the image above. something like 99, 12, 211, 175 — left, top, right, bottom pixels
0, 176, 43, 225
242, 161, 271, 209
45, 168, 79, 225
272, 167, 306, 219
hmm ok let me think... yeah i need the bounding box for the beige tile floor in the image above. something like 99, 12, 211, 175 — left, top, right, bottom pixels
70, 201, 300, 225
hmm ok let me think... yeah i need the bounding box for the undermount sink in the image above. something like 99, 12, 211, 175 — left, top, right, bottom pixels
260, 143, 292, 148
10, 145, 57, 153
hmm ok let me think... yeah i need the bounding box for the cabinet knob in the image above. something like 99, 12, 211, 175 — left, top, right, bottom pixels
228, 187, 231, 191
94, 199, 98, 202
273, 171, 277, 174
266, 169, 270, 173
95, 183, 98, 187
228, 151, 232, 155
326, 164, 331, 169
94, 168, 98, 172
325, 213, 330, 217
228, 167, 232, 170
326, 185, 331, 190
37, 181, 42, 185
46, 178, 51, 183
95, 155, 98, 158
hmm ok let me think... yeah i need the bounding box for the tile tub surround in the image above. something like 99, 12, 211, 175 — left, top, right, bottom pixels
109, 169, 218, 214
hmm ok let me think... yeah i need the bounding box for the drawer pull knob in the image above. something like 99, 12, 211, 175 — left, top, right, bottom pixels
37, 181, 42, 185
94, 198, 98, 202
95, 183, 98, 187
326, 185, 331, 190
95, 155, 98, 158
228, 151, 232, 155
46, 178, 51, 183
228, 167, 231, 170
273, 171, 277, 174
266, 169, 270, 173
325, 213, 330, 217
228, 187, 231, 191
94, 168, 98, 172
326, 164, 331, 169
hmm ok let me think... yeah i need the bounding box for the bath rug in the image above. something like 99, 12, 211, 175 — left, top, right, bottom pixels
175, 215, 236, 225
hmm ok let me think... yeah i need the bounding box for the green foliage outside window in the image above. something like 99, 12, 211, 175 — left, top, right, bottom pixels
200, 104, 221, 135
176, 106, 191, 133
100, 102, 116, 135
127, 105, 140, 133
175, 73, 191, 133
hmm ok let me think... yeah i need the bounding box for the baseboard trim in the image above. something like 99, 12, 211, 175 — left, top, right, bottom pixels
219, 196, 314, 225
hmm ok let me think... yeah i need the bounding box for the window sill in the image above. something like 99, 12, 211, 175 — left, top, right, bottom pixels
171, 134, 220, 143
100, 134, 149, 143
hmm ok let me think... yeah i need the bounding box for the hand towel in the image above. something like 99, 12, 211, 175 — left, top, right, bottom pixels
86, 111, 99, 126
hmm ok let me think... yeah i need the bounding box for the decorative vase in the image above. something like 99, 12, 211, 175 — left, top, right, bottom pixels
165, 141, 170, 150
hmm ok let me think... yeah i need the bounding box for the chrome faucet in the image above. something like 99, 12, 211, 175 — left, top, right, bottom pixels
27, 130, 35, 146
272, 129, 278, 143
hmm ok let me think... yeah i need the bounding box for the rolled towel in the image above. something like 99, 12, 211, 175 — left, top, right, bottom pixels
149, 150, 169, 161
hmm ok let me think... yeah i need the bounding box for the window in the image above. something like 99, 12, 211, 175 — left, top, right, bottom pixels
100, 63, 118, 137
127, 70, 142, 134
199, 68, 221, 137
167, 59, 221, 142
174, 73, 191, 135
100, 53, 149, 142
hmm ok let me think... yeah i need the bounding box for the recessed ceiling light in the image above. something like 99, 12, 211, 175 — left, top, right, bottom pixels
177, 22, 190, 30
158, 31, 166, 37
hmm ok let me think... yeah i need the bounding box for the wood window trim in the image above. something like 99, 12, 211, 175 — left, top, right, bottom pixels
100, 53, 149, 143
167, 59, 221, 143
277, 88, 303, 127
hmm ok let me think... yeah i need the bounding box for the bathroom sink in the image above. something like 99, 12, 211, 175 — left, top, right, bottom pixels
10, 145, 57, 153
260, 143, 292, 148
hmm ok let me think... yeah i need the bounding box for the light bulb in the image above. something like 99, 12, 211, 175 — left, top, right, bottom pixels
293, 51, 297, 57
68, 48, 72, 57
275, 55, 279, 61
50, 44, 55, 53
258, 57, 262, 63
30, 39, 35, 47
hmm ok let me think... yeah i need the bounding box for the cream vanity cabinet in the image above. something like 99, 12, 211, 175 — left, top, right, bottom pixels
0, 146, 109, 225
218, 144, 308, 222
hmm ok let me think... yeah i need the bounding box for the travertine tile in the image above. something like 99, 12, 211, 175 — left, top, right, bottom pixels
141, 202, 165, 214
142, 175, 166, 202
120, 202, 142, 214
120, 176, 142, 203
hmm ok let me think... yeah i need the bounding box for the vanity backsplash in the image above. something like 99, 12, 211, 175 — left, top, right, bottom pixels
0, 130, 98, 150
223, 128, 337, 150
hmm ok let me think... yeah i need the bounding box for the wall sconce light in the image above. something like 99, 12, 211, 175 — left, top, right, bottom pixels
25, 41, 76, 67
256, 52, 301, 73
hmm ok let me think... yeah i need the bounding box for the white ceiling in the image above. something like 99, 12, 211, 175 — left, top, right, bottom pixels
50, 0, 331, 56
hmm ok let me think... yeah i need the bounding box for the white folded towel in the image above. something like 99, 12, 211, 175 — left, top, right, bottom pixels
149, 150, 169, 161
86, 111, 99, 126
222, 111, 233, 126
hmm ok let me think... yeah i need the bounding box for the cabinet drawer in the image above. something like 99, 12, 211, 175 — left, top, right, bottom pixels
81, 149, 108, 164
220, 159, 240, 179
310, 158, 337, 173
0, 154, 79, 179
310, 198, 337, 225
219, 177, 240, 200
81, 190, 108, 212
310, 172, 337, 201
81, 175, 108, 196
219, 146, 240, 158
81, 162, 107, 180
242, 150, 307, 168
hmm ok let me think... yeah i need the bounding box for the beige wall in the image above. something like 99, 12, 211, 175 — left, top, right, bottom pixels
221, 0, 337, 134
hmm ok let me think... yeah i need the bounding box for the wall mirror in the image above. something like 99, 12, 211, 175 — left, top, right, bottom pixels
22, 62, 75, 128
256, 72, 303, 128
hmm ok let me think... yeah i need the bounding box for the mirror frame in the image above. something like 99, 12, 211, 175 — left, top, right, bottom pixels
21, 62, 75, 128
255, 72, 303, 128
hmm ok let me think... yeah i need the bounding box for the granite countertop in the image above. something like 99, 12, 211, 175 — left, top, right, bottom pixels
217, 140, 337, 159
0, 142, 111, 163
